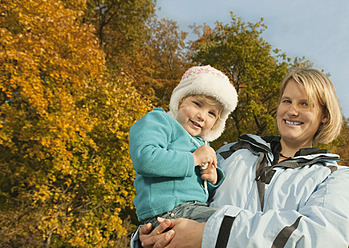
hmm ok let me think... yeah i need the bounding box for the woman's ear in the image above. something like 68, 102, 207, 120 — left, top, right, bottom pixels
321, 115, 329, 124
321, 107, 329, 124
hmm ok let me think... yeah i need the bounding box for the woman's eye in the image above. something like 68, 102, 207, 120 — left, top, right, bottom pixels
283, 99, 291, 104
193, 101, 200, 106
302, 102, 309, 107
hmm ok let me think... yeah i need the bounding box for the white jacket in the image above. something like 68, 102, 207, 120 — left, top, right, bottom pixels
204, 134, 349, 247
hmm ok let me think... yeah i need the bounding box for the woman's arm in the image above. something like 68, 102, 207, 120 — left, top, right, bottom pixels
201, 166, 349, 248
138, 218, 204, 248
139, 220, 174, 248
142, 166, 349, 248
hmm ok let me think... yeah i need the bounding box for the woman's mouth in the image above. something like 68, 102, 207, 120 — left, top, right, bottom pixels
284, 120, 303, 126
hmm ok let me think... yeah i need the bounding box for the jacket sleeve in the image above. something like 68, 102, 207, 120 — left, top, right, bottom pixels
129, 110, 195, 178
202, 166, 349, 247
130, 226, 142, 248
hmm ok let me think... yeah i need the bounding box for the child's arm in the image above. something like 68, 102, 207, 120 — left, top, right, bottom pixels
129, 110, 195, 178
200, 164, 218, 185
192, 144, 219, 185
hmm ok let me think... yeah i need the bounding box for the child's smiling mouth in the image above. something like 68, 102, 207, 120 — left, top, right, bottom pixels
190, 120, 202, 128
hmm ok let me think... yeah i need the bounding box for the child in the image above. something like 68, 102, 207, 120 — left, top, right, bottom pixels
129, 65, 238, 228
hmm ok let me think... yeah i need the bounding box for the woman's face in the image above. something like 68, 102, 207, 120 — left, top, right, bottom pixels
277, 79, 327, 147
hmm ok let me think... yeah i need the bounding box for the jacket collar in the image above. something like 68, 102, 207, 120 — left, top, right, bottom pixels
238, 134, 340, 165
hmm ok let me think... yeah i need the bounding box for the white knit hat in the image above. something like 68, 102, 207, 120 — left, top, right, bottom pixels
169, 65, 238, 142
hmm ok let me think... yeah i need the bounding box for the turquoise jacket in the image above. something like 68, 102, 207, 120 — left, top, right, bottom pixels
129, 108, 224, 221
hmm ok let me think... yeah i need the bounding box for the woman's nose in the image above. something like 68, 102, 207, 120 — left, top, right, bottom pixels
288, 104, 299, 115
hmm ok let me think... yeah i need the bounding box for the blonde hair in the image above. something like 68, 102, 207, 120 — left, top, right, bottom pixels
279, 68, 343, 144
179, 94, 224, 130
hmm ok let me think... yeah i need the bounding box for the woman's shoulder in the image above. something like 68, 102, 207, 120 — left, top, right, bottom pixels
217, 134, 276, 154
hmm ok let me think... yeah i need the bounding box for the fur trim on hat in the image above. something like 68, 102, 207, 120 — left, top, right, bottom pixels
169, 65, 238, 141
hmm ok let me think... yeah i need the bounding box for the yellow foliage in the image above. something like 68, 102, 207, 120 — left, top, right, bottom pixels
0, 0, 182, 246
0, 0, 142, 246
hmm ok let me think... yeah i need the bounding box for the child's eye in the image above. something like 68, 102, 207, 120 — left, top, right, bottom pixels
193, 101, 201, 107
301, 102, 309, 107
283, 99, 292, 104
209, 111, 217, 117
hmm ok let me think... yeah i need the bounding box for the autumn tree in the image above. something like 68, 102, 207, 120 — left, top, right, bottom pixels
0, 0, 150, 246
82, 0, 157, 97
84, 0, 154, 52
83, 1, 192, 108
323, 119, 349, 166
189, 12, 294, 148
0, 0, 103, 245
142, 17, 193, 108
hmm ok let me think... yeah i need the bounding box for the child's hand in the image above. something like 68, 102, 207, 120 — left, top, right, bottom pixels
192, 145, 217, 168
200, 164, 218, 185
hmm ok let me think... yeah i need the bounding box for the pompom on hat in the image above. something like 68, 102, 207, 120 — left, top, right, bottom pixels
169, 65, 238, 142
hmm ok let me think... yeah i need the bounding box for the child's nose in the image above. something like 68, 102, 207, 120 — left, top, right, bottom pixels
197, 111, 206, 121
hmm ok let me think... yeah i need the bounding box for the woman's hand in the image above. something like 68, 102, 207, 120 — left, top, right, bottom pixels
166, 218, 205, 248
140, 218, 205, 248
139, 218, 174, 248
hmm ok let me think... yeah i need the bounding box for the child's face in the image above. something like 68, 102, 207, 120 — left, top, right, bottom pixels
177, 96, 220, 137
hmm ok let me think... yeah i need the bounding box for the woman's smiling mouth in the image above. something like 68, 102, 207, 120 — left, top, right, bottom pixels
285, 120, 303, 125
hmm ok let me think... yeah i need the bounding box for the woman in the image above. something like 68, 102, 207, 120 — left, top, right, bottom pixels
136, 68, 349, 248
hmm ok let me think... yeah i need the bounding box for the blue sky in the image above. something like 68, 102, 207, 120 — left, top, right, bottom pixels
156, 0, 349, 118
